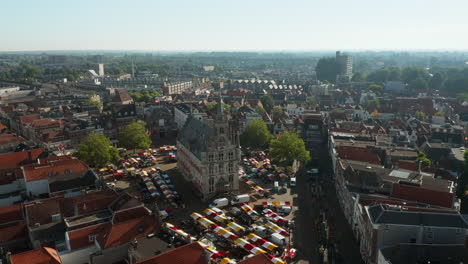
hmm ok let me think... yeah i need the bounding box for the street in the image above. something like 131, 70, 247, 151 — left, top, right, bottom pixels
293, 144, 363, 264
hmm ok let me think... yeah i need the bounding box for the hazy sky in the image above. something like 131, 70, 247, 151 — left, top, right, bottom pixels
2, 0, 468, 51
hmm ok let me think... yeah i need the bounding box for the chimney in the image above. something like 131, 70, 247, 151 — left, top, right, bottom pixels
27, 150, 33, 163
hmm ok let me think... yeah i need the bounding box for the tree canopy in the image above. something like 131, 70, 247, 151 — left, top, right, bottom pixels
417, 152, 432, 168
128, 90, 161, 103
118, 121, 152, 151
272, 106, 286, 120
351, 72, 366, 82
414, 110, 426, 121
260, 94, 274, 113
315, 57, 337, 82
240, 120, 272, 149
363, 98, 381, 112
269, 131, 310, 165
73, 132, 120, 168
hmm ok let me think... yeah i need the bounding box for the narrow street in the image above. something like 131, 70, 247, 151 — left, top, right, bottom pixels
294, 144, 362, 264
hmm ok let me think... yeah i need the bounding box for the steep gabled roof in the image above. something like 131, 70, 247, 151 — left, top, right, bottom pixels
0, 149, 44, 171
391, 183, 454, 208
0, 204, 23, 223
68, 215, 159, 250
22, 158, 89, 182
10, 247, 62, 264
136, 242, 208, 264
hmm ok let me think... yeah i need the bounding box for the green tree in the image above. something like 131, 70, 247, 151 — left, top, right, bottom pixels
363, 98, 381, 112
387, 67, 402, 81
269, 131, 310, 165
305, 98, 317, 107
351, 72, 366, 82
408, 78, 429, 90
414, 110, 426, 121
434, 111, 444, 117
260, 94, 274, 113
74, 132, 120, 168
256, 106, 266, 115
85, 98, 102, 111
315, 57, 337, 82
118, 121, 152, 152
402, 66, 430, 83
272, 106, 286, 120
240, 120, 272, 149
429, 72, 445, 90
366, 69, 389, 83
417, 152, 432, 168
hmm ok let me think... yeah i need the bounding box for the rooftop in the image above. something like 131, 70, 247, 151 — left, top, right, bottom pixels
10, 247, 62, 264
367, 204, 468, 228
0, 148, 45, 171
135, 241, 207, 264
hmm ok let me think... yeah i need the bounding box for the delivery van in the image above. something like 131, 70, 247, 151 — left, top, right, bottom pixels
209, 198, 229, 208
231, 194, 250, 205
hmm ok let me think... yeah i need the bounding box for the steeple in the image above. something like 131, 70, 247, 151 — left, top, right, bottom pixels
216, 93, 224, 120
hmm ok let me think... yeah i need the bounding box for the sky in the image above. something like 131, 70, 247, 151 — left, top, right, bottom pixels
1, 0, 468, 51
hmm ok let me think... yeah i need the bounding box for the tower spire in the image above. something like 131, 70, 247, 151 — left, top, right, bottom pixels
216, 92, 224, 120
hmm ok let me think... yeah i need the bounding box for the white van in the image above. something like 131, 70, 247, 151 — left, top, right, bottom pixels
231, 194, 250, 205
270, 232, 286, 246
209, 198, 229, 208
278, 206, 292, 215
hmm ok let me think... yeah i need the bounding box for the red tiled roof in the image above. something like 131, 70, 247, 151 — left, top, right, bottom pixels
0, 123, 7, 131
112, 206, 149, 224
67, 221, 111, 250
0, 204, 23, 223
24, 197, 64, 227
336, 146, 381, 165
29, 119, 62, 129
68, 215, 159, 250
113, 90, 133, 103
0, 149, 44, 171
397, 161, 419, 171
0, 133, 24, 145
70, 189, 118, 215
0, 105, 14, 114
238, 254, 274, 264
391, 183, 454, 208
10, 247, 62, 264
103, 215, 158, 248
22, 159, 88, 182
136, 242, 208, 264
19, 114, 40, 125
0, 223, 27, 243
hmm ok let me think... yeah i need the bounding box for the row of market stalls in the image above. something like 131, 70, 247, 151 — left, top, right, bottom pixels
186, 203, 293, 264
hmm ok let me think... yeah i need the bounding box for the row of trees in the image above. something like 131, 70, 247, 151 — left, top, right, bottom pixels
240, 120, 310, 165
353, 66, 468, 94
128, 90, 161, 103
74, 121, 151, 168
315, 56, 468, 95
